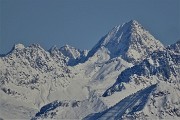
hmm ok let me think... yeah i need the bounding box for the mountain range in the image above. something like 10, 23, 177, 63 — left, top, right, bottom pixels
0, 20, 179, 120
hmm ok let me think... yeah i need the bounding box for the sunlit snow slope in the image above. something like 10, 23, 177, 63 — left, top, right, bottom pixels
0, 20, 179, 120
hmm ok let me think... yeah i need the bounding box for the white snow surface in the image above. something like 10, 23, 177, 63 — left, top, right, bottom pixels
0, 20, 179, 120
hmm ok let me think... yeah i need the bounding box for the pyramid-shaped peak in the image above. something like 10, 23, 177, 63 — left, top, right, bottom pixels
123, 20, 144, 31
108, 20, 144, 37
86, 20, 165, 63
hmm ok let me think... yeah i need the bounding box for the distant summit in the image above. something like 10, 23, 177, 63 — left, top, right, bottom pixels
13, 43, 25, 50
86, 20, 165, 63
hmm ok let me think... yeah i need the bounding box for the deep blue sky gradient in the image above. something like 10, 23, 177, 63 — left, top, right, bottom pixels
0, 0, 180, 54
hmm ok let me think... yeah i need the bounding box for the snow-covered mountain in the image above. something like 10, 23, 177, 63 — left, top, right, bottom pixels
0, 44, 76, 119
0, 20, 179, 120
90, 41, 180, 119
103, 41, 180, 97
85, 83, 180, 120
85, 20, 164, 64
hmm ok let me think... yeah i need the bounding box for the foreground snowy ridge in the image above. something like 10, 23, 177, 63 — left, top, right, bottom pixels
0, 20, 179, 120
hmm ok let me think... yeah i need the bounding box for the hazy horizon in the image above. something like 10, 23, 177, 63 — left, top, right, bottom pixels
0, 0, 180, 54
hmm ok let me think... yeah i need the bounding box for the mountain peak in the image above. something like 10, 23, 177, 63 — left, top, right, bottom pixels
127, 20, 144, 31
128, 20, 140, 26
13, 43, 25, 50
86, 20, 164, 63
118, 20, 145, 34
113, 20, 143, 32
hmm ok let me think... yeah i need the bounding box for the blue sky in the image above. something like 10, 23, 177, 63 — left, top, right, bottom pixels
0, 0, 180, 54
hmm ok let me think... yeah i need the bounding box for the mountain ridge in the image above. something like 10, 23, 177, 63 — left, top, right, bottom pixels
0, 20, 179, 120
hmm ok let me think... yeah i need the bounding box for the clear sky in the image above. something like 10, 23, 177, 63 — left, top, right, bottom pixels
0, 0, 180, 54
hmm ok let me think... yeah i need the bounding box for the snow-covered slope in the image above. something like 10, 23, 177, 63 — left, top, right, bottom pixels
85, 83, 180, 120
78, 20, 165, 97
89, 41, 180, 119
32, 92, 107, 119
0, 44, 88, 119
103, 44, 179, 97
0, 20, 179, 120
